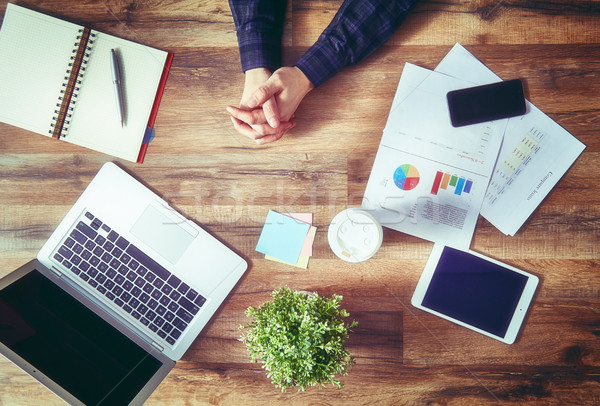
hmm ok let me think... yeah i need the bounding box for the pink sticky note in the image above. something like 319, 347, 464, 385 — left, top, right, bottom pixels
300, 226, 316, 257
284, 213, 313, 225
285, 213, 314, 257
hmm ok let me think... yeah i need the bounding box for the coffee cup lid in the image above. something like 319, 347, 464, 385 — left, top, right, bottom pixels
328, 209, 383, 263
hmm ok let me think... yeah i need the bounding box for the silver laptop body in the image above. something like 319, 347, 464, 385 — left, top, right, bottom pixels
1, 162, 247, 404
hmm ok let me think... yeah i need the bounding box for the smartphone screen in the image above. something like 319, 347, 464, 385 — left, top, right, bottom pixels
447, 79, 526, 127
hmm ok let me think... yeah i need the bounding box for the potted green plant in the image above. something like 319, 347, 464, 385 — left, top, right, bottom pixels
239, 287, 358, 391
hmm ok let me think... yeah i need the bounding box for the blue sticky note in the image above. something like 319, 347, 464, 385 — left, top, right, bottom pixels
256, 210, 311, 264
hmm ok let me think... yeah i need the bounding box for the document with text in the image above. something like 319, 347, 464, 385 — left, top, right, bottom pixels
435, 44, 586, 235
362, 63, 505, 249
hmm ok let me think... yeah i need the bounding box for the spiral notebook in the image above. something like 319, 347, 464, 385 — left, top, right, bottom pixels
0, 3, 173, 163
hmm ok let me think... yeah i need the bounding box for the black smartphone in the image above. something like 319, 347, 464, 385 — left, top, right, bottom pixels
447, 79, 526, 127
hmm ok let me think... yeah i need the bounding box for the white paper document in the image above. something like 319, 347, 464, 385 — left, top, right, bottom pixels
436, 44, 586, 235
362, 43, 585, 248
362, 64, 506, 249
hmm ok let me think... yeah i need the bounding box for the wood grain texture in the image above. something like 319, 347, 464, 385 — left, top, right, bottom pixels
1, 0, 599, 404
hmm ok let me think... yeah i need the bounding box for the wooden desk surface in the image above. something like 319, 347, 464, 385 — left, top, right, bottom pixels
1, 0, 599, 404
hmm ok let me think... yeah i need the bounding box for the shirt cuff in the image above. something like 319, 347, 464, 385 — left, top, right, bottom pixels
236, 30, 282, 73
295, 40, 346, 88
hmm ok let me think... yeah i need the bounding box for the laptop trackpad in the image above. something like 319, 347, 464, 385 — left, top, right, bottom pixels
130, 205, 196, 264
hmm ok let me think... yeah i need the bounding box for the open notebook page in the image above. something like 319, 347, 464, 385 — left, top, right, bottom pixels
66, 32, 167, 162
0, 4, 79, 135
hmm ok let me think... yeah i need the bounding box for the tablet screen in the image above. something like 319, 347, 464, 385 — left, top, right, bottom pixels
421, 246, 528, 338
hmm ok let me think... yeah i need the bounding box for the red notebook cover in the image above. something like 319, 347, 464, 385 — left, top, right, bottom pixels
136, 52, 174, 164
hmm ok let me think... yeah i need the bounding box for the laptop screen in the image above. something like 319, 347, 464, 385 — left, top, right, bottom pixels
0, 269, 163, 405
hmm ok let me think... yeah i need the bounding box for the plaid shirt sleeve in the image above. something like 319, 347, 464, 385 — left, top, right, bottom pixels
295, 0, 419, 87
229, 0, 288, 73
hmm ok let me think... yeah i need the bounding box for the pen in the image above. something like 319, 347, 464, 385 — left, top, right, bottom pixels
110, 48, 125, 127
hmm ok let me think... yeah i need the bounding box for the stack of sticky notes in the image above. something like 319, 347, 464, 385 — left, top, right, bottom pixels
255, 210, 317, 269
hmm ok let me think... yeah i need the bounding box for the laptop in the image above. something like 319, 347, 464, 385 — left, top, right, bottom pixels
0, 162, 248, 405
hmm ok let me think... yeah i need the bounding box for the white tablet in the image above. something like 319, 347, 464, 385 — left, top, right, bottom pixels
411, 244, 539, 344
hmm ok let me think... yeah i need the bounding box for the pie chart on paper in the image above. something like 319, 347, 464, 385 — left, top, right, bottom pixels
393, 164, 420, 191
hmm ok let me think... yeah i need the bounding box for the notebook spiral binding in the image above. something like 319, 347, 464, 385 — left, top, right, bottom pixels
49, 27, 97, 139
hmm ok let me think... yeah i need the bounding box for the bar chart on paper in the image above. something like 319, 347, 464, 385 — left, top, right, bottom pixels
431, 171, 473, 196
485, 128, 544, 206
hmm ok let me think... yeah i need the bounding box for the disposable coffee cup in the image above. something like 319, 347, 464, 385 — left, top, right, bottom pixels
328, 208, 383, 262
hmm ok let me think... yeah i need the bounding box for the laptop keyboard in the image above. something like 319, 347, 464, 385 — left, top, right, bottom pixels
52, 211, 206, 347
